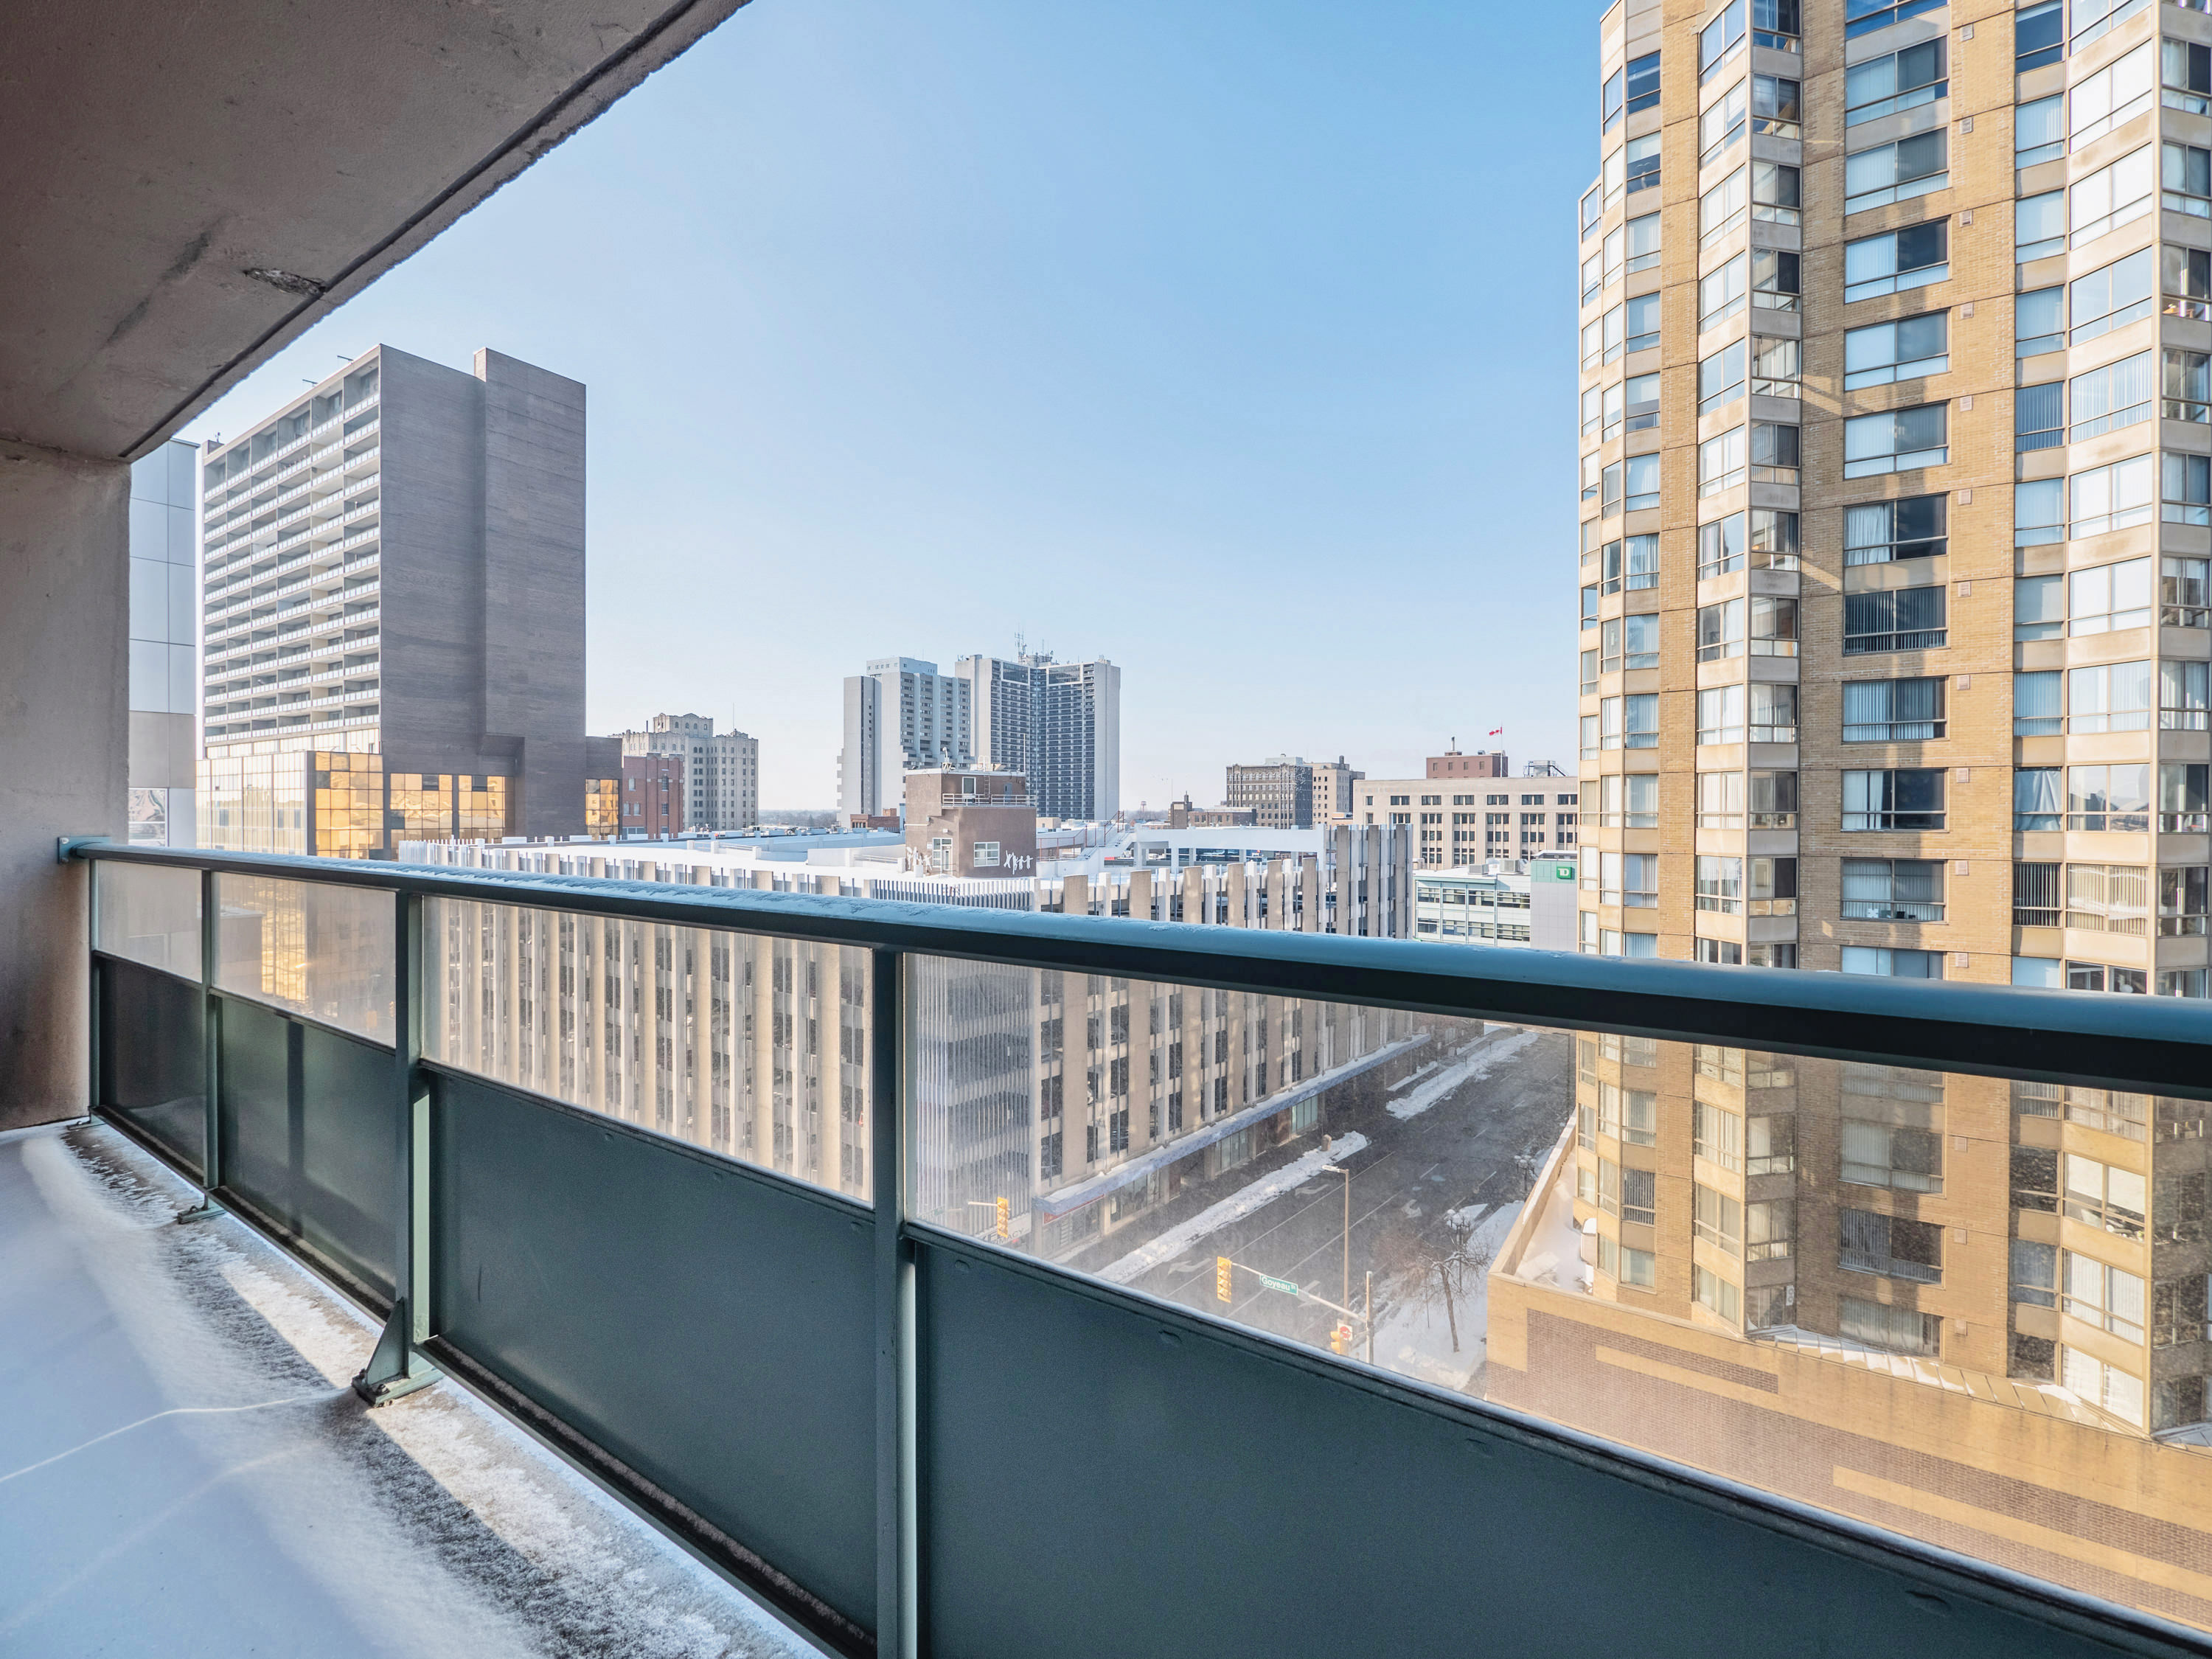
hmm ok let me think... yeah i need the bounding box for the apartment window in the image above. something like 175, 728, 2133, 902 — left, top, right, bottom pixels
2016, 380, 2062, 452
1840, 1209, 1942, 1283
2162, 762, 2211, 832
2068, 762, 2152, 831
1840, 222, 1947, 303
1842, 946, 1946, 978
1843, 495, 1945, 566
1696, 855, 1744, 914
2169, 37, 2212, 117
1601, 66, 1624, 133
1753, 73, 1801, 137
2166, 454, 2211, 526
1580, 184, 1602, 243
1844, 132, 1945, 214
1581, 248, 1605, 307
1601, 611, 1660, 672
1843, 768, 1944, 831
2067, 962, 2151, 995
1622, 211, 1661, 276
2163, 658, 2211, 728
1604, 692, 1658, 750
1698, 428, 1745, 495
1697, 684, 1744, 745
1694, 1100, 1743, 1172
1696, 598, 1743, 662
2070, 247, 2154, 344
2014, 861, 2062, 927
2015, 767, 2062, 832
2067, 1154, 2149, 1239
1841, 1295, 1941, 1357
2070, 557, 2154, 633
1581, 386, 1602, 437
1748, 683, 1797, 743
2017, 285, 2063, 355
2071, 42, 2154, 149
2070, 352, 2154, 442
1700, 166, 1747, 248
2070, 146, 2154, 248
2067, 1255, 2148, 1345
1582, 314, 1606, 370
1749, 595, 1798, 658
2168, 142, 2212, 216
1700, 0, 1746, 82
2015, 190, 2065, 262
1624, 453, 1659, 512
1607, 372, 1660, 437
2016, 476, 2064, 546
2016, 93, 2065, 168
1693, 1183, 1743, 1253
1843, 585, 1946, 653
1624, 291, 1660, 355
1700, 77, 1747, 167
1621, 1166, 1658, 1228
1843, 858, 1946, 922
2068, 659, 2154, 732
1601, 772, 1659, 829
1751, 246, 1799, 312
1750, 336, 1800, 398
2017, 0, 2065, 72
1699, 254, 1747, 331
1752, 161, 1801, 226
1698, 341, 1745, 414
1605, 131, 1662, 205
2067, 863, 2152, 933
1698, 514, 1743, 579
1843, 404, 1946, 477
1601, 852, 1658, 908
2167, 347, 2212, 421
1601, 459, 1622, 515
1602, 532, 1660, 592
2014, 668, 2062, 734
1843, 313, 1946, 389
2161, 866, 2211, 934
2168, 244, 2212, 321
1749, 505, 1798, 569
1843, 676, 1944, 741
1697, 771, 1743, 829
1846, 39, 1945, 125
1849, 0, 1941, 35
1750, 768, 1798, 828
1581, 582, 1600, 630
1753, 0, 1801, 50
1749, 421, 1798, 484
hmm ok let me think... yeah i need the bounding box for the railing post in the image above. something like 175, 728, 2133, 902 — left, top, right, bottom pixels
176, 866, 226, 1222
353, 888, 440, 1404
872, 945, 917, 1658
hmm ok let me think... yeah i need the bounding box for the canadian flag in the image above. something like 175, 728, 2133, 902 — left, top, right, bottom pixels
1487, 726, 1503, 737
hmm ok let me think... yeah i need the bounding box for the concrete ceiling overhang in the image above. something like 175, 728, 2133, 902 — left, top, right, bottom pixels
0, 0, 747, 462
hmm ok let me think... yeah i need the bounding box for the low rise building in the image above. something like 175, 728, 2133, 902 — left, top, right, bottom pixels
617, 752, 684, 836
1413, 859, 1579, 950
905, 767, 1037, 877
1166, 797, 1256, 830
614, 712, 758, 830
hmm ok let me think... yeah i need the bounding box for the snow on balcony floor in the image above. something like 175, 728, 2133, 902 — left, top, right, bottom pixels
0, 1119, 814, 1659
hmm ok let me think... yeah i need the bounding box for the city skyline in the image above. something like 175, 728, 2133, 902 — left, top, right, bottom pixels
164, 0, 1588, 809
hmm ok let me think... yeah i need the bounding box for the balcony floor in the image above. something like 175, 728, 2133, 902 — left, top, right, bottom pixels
0, 1119, 812, 1659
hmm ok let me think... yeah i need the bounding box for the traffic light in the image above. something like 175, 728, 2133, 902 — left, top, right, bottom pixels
1215, 1256, 1232, 1302
1330, 1322, 1353, 1354
995, 1196, 1009, 1239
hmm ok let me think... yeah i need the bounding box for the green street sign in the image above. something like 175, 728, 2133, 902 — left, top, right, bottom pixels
1260, 1275, 1299, 1295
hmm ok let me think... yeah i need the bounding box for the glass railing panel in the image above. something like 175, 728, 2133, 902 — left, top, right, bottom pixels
94, 860, 200, 978
212, 873, 394, 1042
908, 959, 2212, 1631
420, 896, 874, 1201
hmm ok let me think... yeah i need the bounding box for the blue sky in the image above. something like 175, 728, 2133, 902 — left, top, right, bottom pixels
182, 0, 1595, 810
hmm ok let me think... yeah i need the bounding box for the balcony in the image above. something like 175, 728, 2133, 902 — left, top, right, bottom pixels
47, 841, 2212, 1658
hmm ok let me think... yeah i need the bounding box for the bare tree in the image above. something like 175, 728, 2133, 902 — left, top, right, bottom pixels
1374, 1208, 1498, 1354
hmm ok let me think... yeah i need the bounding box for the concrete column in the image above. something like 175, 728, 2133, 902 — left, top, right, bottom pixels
0, 442, 126, 1130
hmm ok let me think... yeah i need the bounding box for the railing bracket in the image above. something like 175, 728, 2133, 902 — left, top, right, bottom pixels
174, 1197, 226, 1225
352, 1300, 441, 1406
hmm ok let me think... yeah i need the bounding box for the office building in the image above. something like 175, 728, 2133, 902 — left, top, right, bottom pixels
1413, 860, 1581, 949
616, 712, 759, 830
839, 658, 971, 821
1572, 0, 2212, 990
128, 439, 198, 845
1166, 797, 1257, 829
1224, 756, 1317, 827
906, 766, 1038, 876
618, 752, 684, 835
1357, 768, 1581, 864
197, 346, 608, 856
1312, 756, 1364, 821
956, 651, 1121, 822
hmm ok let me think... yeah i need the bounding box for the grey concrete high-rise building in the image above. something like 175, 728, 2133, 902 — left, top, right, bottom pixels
957, 651, 1121, 822
839, 657, 972, 821
198, 345, 602, 856
128, 439, 199, 845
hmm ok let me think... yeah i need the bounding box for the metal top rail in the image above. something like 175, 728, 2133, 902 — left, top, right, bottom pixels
74, 840, 2212, 1097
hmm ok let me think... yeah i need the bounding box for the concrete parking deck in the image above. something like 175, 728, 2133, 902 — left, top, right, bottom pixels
0, 1119, 811, 1659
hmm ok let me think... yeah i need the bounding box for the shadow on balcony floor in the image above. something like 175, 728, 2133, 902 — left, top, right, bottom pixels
0, 1119, 814, 1659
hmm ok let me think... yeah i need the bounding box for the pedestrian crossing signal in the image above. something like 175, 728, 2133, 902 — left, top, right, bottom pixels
1215, 1256, 1232, 1302
995, 1196, 1009, 1239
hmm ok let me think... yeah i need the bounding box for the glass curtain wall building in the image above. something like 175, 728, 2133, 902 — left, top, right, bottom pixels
127, 439, 199, 844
